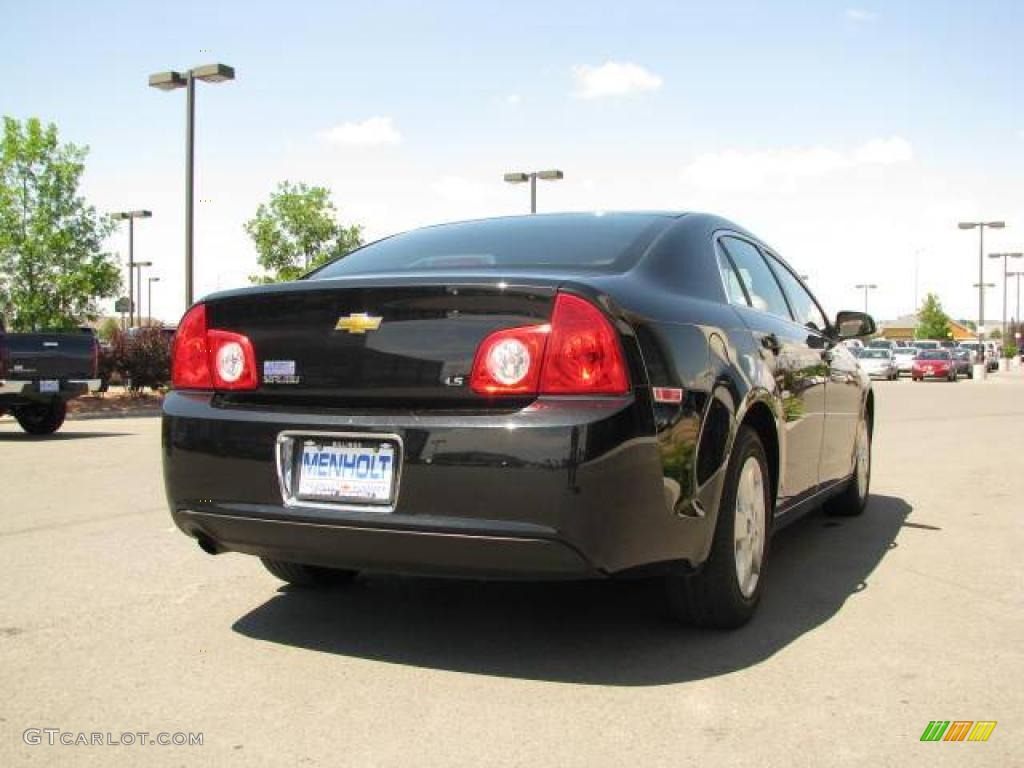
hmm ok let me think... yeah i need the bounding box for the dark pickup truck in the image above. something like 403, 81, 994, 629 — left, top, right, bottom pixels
0, 320, 101, 434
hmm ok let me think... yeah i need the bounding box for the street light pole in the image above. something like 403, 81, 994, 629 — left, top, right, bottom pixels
111, 210, 152, 328
132, 262, 153, 324
854, 283, 877, 314
959, 221, 1006, 365
988, 252, 1023, 346
149, 63, 235, 310
148, 277, 161, 325
503, 169, 564, 214
1009, 271, 1024, 349
185, 72, 195, 309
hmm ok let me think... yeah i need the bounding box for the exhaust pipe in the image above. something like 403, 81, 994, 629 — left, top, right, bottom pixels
195, 532, 222, 555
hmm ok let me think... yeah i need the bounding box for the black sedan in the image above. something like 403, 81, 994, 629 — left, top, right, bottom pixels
163, 212, 875, 628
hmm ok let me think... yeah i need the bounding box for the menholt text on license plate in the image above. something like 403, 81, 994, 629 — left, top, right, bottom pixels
297, 440, 396, 504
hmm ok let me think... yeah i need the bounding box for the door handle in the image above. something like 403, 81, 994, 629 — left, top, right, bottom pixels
760, 333, 781, 354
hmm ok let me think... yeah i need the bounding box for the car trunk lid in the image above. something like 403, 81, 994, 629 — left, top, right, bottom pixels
206, 278, 560, 406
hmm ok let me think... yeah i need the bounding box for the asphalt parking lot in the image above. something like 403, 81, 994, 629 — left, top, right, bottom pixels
2, 375, 1022, 767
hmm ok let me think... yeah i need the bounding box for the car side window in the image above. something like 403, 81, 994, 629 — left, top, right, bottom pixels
716, 243, 750, 305
764, 253, 829, 333
719, 237, 792, 320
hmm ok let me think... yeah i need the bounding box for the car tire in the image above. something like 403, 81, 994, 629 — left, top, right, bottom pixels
826, 415, 871, 517
14, 400, 67, 435
665, 425, 771, 629
260, 558, 359, 587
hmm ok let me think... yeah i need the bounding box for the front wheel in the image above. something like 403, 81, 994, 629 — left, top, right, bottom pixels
665, 425, 771, 629
14, 400, 67, 435
826, 416, 871, 517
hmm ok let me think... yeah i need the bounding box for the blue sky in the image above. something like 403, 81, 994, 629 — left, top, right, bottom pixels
4, 0, 1023, 325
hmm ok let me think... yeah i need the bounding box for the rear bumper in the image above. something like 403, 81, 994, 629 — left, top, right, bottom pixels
163, 391, 702, 578
0, 379, 101, 398
176, 508, 594, 578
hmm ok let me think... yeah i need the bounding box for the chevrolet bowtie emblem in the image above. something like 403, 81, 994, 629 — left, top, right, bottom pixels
335, 313, 383, 334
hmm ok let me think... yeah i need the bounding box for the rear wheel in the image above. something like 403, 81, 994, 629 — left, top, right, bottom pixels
260, 558, 358, 587
14, 400, 67, 435
826, 416, 871, 517
665, 425, 771, 629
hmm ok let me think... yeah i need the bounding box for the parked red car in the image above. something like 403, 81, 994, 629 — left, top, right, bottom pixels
911, 349, 957, 382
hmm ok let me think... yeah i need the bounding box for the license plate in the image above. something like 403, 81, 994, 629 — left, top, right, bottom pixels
296, 439, 396, 505
39, 380, 59, 393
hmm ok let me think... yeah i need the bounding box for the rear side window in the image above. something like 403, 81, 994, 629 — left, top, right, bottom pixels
311, 213, 672, 277
716, 245, 749, 305
765, 253, 828, 333
719, 237, 792, 320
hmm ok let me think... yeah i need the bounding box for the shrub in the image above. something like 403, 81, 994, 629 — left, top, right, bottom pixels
1003, 345, 1019, 359
106, 328, 171, 393
96, 317, 121, 343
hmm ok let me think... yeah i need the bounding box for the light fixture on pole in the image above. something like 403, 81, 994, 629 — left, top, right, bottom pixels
987, 252, 1022, 346
854, 283, 877, 314
148, 276, 161, 326
503, 169, 564, 214
149, 63, 235, 309
132, 261, 153, 325
1008, 271, 1024, 347
111, 210, 152, 328
959, 220, 1006, 365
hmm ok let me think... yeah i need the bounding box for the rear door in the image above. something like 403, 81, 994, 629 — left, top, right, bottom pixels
717, 236, 826, 503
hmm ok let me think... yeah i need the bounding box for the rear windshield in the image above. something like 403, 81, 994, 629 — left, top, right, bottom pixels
918, 350, 949, 360
861, 350, 890, 359
311, 213, 673, 278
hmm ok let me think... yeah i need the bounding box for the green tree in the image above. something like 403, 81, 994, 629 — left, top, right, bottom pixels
245, 181, 363, 284
915, 293, 952, 340
96, 316, 121, 342
0, 117, 120, 330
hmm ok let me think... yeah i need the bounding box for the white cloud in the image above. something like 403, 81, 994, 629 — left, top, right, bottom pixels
845, 8, 877, 22
680, 137, 914, 190
854, 136, 914, 165
503, 94, 521, 107
320, 116, 401, 147
572, 61, 662, 99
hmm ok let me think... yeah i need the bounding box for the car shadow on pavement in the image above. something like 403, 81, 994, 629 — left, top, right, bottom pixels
232, 494, 911, 686
0, 430, 129, 441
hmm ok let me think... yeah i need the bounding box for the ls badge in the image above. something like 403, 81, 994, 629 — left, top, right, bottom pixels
335, 313, 383, 334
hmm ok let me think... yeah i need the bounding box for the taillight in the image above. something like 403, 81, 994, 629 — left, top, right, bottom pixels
470, 325, 549, 395
470, 292, 629, 397
171, 303, 257, 391
208, 329, 257, 390
539, 293, 628, 394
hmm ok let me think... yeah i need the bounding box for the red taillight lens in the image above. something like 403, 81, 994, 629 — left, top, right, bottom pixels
470, 324, 549, 395
172, 304, 212, 389
171, 304, 257, 391
469, 292, 629, 397
539, 293, 628, 395
208, 329, 257, 390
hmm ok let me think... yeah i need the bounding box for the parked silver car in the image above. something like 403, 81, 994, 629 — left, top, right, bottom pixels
858, 348, 899, 380
893, 347, 918, 377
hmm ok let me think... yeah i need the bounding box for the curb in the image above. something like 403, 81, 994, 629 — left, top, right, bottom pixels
67, 408, 163, 421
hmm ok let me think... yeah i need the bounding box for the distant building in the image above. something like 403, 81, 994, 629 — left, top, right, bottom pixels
877, 313, 977, 341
